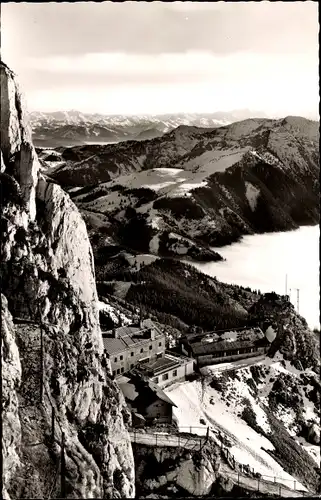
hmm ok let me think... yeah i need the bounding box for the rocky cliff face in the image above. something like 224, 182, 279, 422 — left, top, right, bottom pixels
1, 62, 135, 499
134, 443, 220, 497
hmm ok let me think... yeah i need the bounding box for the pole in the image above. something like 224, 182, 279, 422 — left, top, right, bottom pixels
51, 407, 55, 443
238, 472, 240, 486
61, 432, 66, 498
285, 274, 288, 296
257, 477, 260, 492
294, 480, 296, 491
40, 324, 44, 404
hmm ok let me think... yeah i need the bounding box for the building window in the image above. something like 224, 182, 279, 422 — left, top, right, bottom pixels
130, 364, 134, 369
112, 371, 116, 377
173, 369, 177, 377
120, 355, 123, 360
149, 345, 153, 350
162, 373, 169, 381
120, 367, 124, 373
154, 377, 159, 383
158, 341, 162, 347
116, 369, 120, 374
114, 357, 118, 362
156, 353, 163, 358
140, 348, 144, 353
131, 352, 134, 356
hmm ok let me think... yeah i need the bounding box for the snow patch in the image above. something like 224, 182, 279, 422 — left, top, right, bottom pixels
98, 301, 131, 325
125, 254, 159, 271
165, 380, 307, 491
245, 182, 260, 211
181, 148, 249, 175
169, 180, 208, 198
149, 234, 160, 254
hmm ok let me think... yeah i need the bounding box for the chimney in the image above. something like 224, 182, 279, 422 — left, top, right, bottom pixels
112, 328, 118, 338
150, 328, 155, 340
139, 307, 144, 329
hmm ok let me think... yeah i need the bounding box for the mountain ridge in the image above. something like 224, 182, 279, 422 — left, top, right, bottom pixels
39, 115, 319, 261
28, 109, 273, 147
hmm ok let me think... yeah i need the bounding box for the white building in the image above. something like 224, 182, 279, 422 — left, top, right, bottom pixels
102, 319, 166, 377
136, 351, 195, 388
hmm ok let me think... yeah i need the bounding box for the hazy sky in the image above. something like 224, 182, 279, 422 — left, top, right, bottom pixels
1, 1, 319, 117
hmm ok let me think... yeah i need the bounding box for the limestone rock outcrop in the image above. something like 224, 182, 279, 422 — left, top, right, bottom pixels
307, 423, 320, 445
2, 296, 22, 500
134, 444, 218, 497
1, 62, 135, 499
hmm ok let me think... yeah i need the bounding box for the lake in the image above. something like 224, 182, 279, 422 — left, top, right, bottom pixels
190, 225, 320, 330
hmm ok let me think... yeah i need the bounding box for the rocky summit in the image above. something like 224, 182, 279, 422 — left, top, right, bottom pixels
1, 62, 135, 499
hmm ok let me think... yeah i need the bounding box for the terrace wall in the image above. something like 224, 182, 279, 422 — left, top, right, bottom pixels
152, 358, 194, 388
197, 346, 267, 368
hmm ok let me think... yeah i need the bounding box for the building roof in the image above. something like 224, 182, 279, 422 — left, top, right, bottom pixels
186, 327, 265, 357
119, 375, 177, 408
119, 381, 139, 402
102, 320, 164, 355
141, 355, 180, 374
147, 379, 177, 407
102, 337, 127, 355
136, 352, 192, 377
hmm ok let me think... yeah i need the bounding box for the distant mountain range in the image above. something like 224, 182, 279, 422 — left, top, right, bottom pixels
38, 116, 319, 263
28, 109, 271, 147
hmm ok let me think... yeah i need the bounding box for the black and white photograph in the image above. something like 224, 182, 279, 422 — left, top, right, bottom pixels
1, 1, 320, 499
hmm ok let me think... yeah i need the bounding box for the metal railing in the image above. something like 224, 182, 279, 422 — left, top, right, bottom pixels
129, 426, 206, 451
128, 424, 310, 495
222, 469, 308, 497
128, 425, 309, 497
217, 434, 308, 494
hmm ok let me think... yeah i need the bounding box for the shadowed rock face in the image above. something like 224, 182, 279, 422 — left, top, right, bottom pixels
1, 62, 135, 499
0, 64, 38, 219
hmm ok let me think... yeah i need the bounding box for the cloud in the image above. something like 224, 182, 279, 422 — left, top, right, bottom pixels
2, 2, 318, 117
1, 1, 318, 59
25, 50, 317, 81
25, 73, 319, 118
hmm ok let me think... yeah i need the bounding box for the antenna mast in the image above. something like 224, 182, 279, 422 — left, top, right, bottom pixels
294, 288, 300, 313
